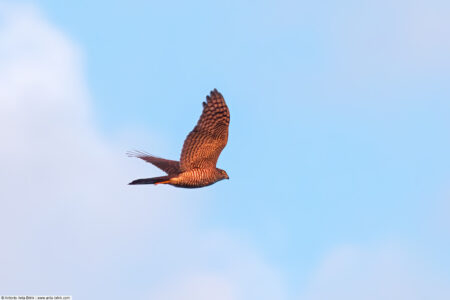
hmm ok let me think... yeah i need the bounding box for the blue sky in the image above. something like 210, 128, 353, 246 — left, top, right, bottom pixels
2, 0, 450, 299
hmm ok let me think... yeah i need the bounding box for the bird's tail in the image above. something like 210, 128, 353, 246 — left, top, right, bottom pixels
128, 176, 171, 185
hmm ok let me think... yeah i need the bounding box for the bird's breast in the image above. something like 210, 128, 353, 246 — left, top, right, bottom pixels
170, 168, 218, 188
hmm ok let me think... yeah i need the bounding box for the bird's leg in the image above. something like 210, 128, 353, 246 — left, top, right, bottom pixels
155, 180, 171, 185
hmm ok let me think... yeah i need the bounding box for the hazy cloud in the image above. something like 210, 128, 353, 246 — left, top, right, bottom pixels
328, 0, 450, 74
301, 243, 450, 300
0, 3, 284, 299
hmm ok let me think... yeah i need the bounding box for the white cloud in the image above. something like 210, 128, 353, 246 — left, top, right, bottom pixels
327, 0, 450, 76
147, 232, 286, 300
150, 273, 237, 300
148, 232, 286, 300
404, 0, 450, 60
301, 243, 450, 300
0, 3, 284, 299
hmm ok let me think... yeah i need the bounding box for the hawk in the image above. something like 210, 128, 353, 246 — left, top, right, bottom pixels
128, 89, 230, 188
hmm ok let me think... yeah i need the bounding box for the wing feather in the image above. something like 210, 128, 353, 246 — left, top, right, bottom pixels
179, 89, 230, 171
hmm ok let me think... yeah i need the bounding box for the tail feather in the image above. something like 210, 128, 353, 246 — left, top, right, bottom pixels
129, 176, 171, 185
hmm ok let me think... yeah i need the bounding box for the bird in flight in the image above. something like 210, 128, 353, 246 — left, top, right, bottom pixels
128, 89, 230, 188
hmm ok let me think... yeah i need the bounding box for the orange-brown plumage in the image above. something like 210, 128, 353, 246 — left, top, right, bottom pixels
128, 89, 230, 188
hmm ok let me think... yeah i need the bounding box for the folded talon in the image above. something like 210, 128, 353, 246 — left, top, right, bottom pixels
155, 180, 171, 185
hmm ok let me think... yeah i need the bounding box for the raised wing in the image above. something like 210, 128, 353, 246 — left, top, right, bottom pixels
127, 150, 180, 175
180, 89, 230, 171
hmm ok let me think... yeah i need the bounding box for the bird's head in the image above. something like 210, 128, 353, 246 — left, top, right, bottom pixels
217, 168, 229, 180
